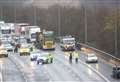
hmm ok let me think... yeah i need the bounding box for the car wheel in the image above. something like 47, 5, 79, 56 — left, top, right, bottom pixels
40, 60, 44, 64
112, 74, 115, 78
31, 58, 33, 61
42, 61, 44, 64
114, 74, 117, 79
119, 74, 120, 78
53, 48, 55, 51
117, 74, 120, 79
86, 61, 89, 63
96, 60, 98, 63
5, 54, 8, 57
37, 61, 39, 65
46, 59, 49, 64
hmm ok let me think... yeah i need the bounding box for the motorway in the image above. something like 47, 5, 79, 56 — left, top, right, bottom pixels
0, 44, 120, 82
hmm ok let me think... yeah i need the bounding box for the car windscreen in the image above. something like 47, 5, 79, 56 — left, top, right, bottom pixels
1, 30, 11, 34
63, 39, 75, 44
21, 44, 29, 48
31, 33, 36, 38
88, 54, 96, 57
4, 44, 11, 47
19, 38, 27, 44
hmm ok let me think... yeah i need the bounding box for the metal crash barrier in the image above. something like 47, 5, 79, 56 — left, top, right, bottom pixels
76, 42, 120, 65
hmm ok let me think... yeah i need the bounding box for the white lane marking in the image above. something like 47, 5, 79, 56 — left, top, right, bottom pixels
43, 65, 54, 82
0, 61, 3, 82
0, 73, 2, 82
57, 52, 110, 82
10, 55, 28, 82
79, 59, 111, 82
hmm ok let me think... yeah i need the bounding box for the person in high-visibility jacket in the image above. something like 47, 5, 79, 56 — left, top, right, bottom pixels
74, 51, 79, 63
32, 45, 36, 51
47, 53, 53, 63
30, 46, 33, 52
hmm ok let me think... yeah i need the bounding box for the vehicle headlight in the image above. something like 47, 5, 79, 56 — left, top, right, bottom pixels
88, 58, 92, 60
95, 57, 98, 60
88, 57, 97, 60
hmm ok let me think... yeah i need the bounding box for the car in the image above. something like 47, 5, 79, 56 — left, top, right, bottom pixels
60, 37, 76, 51
36, 52, 53, 64
16, 37, 27, 47
2, 42, 13, 52
30, 51, 40, 61
112, 65, 120, 79
0, 36, 12, 43
19, 43, 30, 56
86, 53, 98, 63
14, 36, 19, 40
0, 46, 8, 57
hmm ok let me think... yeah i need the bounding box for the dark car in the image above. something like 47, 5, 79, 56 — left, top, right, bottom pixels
112, 65, 120, 79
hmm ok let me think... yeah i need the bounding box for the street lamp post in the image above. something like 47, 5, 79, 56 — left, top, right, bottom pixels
84, 0, 88, 44
58, 6, 61, 37
0, 6, 3, 20
32, 0, 37, 25
114, 2, 118, 57
14, 2, 17, 23
33, 6, 37, 25
14, 6, 16, 23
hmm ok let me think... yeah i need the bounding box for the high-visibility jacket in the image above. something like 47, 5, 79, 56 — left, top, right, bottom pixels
30, 47, 33, 51
47, 53, 53, 63
32, 46, 36, 51
74, 52, 79, 58
48, 54, 53, 59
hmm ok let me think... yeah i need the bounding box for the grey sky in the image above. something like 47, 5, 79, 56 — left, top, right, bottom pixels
0, 0, 119, 8
0, 0, 80, 7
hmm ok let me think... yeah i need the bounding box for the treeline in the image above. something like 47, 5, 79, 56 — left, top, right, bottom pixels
0, 2, 120, 58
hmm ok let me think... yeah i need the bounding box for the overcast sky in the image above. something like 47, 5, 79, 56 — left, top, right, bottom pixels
0, 0, 119, 8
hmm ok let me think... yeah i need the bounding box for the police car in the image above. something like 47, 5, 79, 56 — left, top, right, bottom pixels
36, 52, 53, 64
30, 51, 40, 61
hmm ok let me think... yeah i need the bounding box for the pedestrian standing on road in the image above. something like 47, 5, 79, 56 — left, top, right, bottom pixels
30, 46, 33, 52
47, 53, 53, 63
33, 45, 36, 51
16, 44, 20, 53
14, 46, 17, 53
74, 51, 79, 63
69, 52, 73, 63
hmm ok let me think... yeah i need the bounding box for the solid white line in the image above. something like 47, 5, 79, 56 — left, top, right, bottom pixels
0, 73, 3, 82
0, 64, 3, 82
79, 59, 111, 82
9, 55, 28, 82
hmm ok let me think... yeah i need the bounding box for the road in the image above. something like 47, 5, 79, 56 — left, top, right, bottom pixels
0, 44, 119, 82
79, 51, 120, 82
0, 57, 25, 82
